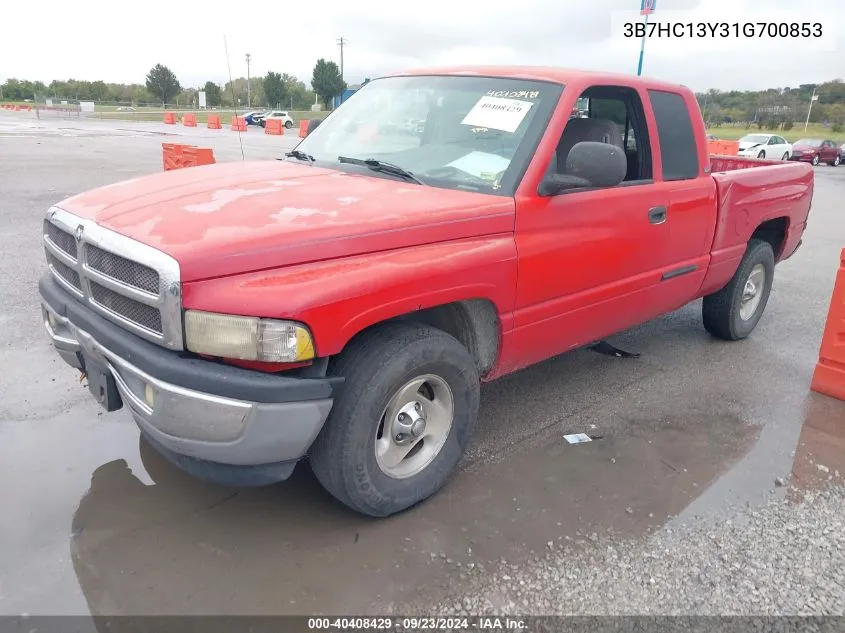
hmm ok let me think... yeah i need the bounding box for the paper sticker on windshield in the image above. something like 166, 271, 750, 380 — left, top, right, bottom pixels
486, 90, 540, 99
461, 96, 534, 134
447, 151, 511, 181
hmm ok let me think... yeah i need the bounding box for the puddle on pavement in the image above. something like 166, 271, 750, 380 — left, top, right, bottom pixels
789, 392, 845, 499
68, 412, 759, 616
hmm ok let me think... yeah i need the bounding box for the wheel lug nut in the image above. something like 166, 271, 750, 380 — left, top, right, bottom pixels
395, 433, 405, 442
399, 413, 408, 422
414, 402, 422, 412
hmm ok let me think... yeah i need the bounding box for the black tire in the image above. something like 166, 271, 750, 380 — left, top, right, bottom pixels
830, 155, 841, 167
259, 120, 265, 128
812, 154, 820, 166
757, 150, 766, 159
702, 238, 775, 341
309, 322, 480, 517
285, 120, 293, 129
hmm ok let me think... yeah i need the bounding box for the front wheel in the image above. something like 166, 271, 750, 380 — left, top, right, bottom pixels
285, 120, 293, 129
812, 154, 820, 166
309, 322, 480, 517
782, 152, 789, 161
702, 238, 775, 341
831, 155, 841, 167
757, 150, 766, 159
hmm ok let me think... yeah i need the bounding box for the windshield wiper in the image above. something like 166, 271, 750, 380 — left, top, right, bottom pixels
284, 149, 315, 162
337, 156, 424, 185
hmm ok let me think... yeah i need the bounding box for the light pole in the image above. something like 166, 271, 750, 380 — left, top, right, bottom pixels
245, 53, 251, 109
804, 86, 818, 132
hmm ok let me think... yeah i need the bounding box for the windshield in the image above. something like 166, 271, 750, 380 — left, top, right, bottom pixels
293, 75, 563, 196
794, 138, 822, 147
740, 135, 769, 144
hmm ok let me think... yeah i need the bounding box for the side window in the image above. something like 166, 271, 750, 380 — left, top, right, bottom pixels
647, 89, 699, 181
551, 85, 653, 185
768, 137, 777, 145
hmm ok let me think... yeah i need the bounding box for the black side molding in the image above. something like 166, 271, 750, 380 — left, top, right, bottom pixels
661, 265, 697, 281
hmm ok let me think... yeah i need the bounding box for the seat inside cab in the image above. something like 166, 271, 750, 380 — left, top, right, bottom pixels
548, 86, 653, 184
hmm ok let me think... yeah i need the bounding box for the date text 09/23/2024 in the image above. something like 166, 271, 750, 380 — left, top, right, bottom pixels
307, 617, 527, 631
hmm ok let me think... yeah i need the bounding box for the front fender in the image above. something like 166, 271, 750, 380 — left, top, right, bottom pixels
181, 235, 517, 357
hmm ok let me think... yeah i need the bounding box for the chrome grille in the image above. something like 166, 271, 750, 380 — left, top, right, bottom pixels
42, 208, 184, 350
46, 252, 81, 290
90, 282, 163, 332
86, 244, 160, 294
44, 220, 78, 258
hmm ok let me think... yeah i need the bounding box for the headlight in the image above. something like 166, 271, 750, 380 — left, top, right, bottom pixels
184, 310, 315, 362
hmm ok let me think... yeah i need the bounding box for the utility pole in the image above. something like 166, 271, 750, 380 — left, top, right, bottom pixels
337, 37, 346, 81
245, 53, 251, 109
804, 86, 818, 131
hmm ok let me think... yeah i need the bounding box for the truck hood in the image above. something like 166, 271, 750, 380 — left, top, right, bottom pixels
57, 160, 515, 282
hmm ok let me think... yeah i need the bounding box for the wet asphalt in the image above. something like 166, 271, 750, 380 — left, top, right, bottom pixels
1, 111, 845, 617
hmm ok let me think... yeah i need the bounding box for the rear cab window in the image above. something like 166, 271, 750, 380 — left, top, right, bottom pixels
647, 90, 699, 181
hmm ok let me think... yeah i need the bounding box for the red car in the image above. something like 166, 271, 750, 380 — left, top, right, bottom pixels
39, 66, 814, 516
790, 138, 841, 166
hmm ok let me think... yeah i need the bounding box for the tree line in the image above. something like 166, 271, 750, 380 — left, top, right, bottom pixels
5, 64, 841, 129
695, 79, 845, 133
0, 59, 347, 111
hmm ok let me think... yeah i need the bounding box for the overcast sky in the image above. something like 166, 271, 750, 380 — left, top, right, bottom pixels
1, 0, 841, 92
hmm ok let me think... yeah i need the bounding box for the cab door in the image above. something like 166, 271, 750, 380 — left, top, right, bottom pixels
511, 84, 715, 369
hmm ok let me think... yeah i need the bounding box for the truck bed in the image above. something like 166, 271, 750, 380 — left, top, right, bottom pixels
697, 155, 814, 297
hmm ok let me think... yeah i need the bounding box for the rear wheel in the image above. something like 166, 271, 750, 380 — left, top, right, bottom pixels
309, 322, 480, 517
702, 238, 775, 341
782, 152, 789, 160
285, 120, 293, 129
757, 150, 766, 159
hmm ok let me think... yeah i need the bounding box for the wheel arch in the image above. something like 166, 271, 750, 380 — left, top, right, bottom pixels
751, 216, 789, 260
329, 299, 501, 378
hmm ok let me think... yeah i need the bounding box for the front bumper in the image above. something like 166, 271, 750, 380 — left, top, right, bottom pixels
39, 274, 340, 485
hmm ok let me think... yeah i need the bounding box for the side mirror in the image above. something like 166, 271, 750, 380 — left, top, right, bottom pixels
306, 119, 322, 136
538, 141, 627, 196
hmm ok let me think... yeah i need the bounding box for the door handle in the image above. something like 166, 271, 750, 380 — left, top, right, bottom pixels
648, 206, 667, 224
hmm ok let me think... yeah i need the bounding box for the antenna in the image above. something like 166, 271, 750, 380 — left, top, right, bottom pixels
224, 35, 245, 162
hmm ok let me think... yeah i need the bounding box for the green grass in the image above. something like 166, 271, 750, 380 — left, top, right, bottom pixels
707, 124, 844, 145
92, 108, 330, 125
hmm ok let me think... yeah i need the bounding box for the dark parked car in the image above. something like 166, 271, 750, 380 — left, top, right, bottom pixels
790, 138, 841, 166
242, 111, 262, 126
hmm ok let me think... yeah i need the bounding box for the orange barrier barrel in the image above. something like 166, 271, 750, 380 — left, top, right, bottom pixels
707, 140, 740, 156
207, 114, 222, 129
811, 248, 845, 401
163, 112, 176, 124
298, 119, 310, 138
230, 116, 247, 132
182, 113, 197, 127
264, 118, 284, 135
183, 146, 215, 167
162, 143, 215, 171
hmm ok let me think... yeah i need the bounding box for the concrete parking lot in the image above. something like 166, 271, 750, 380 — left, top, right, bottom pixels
2, 110, 845, 617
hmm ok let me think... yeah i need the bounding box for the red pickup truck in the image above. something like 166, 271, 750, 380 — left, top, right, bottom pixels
40, 67, 813, 517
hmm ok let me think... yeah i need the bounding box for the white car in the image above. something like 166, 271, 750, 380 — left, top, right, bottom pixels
737, 134, 792, 160
259, 110, 294, 129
